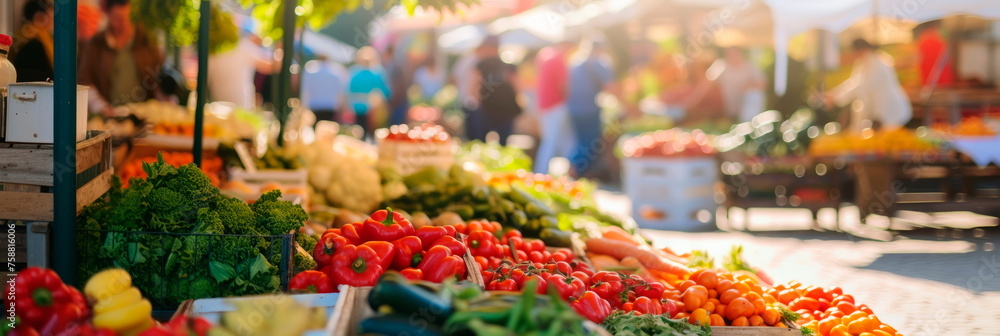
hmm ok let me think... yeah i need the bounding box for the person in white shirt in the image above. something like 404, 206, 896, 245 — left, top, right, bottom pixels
826, 39, 912, 132
710, 47, 766, 122
302, 54, 349, 123
207, 22, 272, 109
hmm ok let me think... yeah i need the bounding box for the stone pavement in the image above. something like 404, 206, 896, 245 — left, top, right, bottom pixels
640, 228, 1000, 336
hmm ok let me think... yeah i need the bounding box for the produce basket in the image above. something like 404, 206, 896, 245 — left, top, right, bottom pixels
711, 326, 802, 336
76, 230, 294, 315
173, 293, 340, 336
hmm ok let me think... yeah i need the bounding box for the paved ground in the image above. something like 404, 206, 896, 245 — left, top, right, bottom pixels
595, 190, 1000, 335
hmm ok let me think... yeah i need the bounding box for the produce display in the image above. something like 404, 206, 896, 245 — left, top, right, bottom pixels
118, 151, 224, 188
299, 208, 472, 289
362, 272, 601, 335
85, 269, 155, 334
3, 268, 93, 335
121, 101, 266, 141
808, 127, 941, 157
621, 128, 717, 158
715, 109, 814, 158
376, 124, 452, 142
77, 153, 308, 307
933, 116, 997, 136
457, 140, 533, 173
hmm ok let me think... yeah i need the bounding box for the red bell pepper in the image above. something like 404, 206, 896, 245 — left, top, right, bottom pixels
548, 274, 586, 300
12, 268, 89, 334
390, 236, 424, 270
634, 281, 665, 300
632, 297, 662, 315
339, 223, 363, 244
328, 245, 385, 287
415, 226, 448, 251
431, 235, 467, 256
289, 270, 334, 293
466, 230, 500, 258
400, 268, 423, 280
361, 241, 396, 272
441, 225, 457, 238
361, 208, 415, 242
313, 233, 353, 268
417, 246, 460, 283
570, 291, 612, 324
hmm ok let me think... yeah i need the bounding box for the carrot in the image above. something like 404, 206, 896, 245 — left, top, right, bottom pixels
588, 254, 622, 271
620, 256, 660, 284
585, 238, 690, 277
602, 226, 642, 246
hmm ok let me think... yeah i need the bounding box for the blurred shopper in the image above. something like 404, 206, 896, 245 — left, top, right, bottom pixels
567, 38, 614, 176
711, 47, 766, 122
454, 48, 481, 140
469, 36, 522, 145
79, 0, 164, 115
208, 19, 273, 109
348, 47, 391, 139
915, 20, 954, 87
533, 41, 576, 174
302, 55, 349, 123
827, 39, 912, 131
414, 59, 446, 101
384, 45, 412, 126
11, 0, 54, 82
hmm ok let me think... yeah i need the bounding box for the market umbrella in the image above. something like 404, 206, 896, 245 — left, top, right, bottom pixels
301, 29, 358, 63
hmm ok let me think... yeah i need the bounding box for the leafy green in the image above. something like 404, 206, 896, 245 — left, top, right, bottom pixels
801, 326, 816, 336
77, 153, 307, 306
601, 311, 711, 336
722, 245, 757, 274
457, 140, 533, 173
686, 250, 715, 269
778, 306, 801, 325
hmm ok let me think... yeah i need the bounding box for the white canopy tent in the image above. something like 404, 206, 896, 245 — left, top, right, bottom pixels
763, 0, 1000, 95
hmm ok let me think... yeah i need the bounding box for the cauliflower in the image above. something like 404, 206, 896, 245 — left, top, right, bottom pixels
301, 138, 384, 213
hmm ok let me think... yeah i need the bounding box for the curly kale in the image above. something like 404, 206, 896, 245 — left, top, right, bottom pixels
251, 190, 308, 235
294, 232, 317, 252
77, 153, 306, 306
293, 246, 317, 273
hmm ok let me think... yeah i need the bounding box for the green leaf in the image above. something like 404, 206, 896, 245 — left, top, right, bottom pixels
249, 253, 269, 278
209, 261, 237, 283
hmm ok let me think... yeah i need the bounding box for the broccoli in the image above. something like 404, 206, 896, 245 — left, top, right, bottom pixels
251, 190, 308, 235
294, 232, 317, 252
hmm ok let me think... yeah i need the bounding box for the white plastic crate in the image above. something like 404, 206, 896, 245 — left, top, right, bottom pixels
622, 156, 719, 230
377, 140, 455, 176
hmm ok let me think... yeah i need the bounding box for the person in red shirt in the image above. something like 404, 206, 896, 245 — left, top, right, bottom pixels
533, 41, 576, 173
916, 20, 954, 87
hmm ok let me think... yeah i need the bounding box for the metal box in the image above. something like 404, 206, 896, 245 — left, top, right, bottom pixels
5, 82, 87, 143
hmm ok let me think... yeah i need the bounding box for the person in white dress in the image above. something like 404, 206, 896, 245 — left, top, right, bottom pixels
826, 39, 912, 132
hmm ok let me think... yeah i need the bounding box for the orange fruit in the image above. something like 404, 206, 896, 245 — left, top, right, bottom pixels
678, 280, 697, 293
695, 270, 719, 289
720, 289, 742, 304
702, 301, 716, 314
858, 304, 875, 315
674, 312, 689, 319
764, 294, 778, 304
709, 314, 725, 326
725, 297, 755, 321
662, 290, 682, 300
751, 299, 766, 315
774, 321, 787, 328
761, 308, 780, 326
683, 285, 709, 312
748, 315, 764, 326
716, 304, 727, 317
848, 317, 874, 334
688, 270, 704, 281
872, 331, 893, 336
707, 298, 721, 307
707, 289, 718, 299
879, 324, 898, 333
818, 316, 842, 335
689, 308, 710, 326
734, 282, 752, 294
731, 316, 749, 326
829, 324, 851, 336
716, 280, 734, 294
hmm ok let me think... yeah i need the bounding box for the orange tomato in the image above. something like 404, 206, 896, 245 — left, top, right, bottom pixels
836, 301, 857, 314
763, 294, 778, 304
689, 308, 711, 326
835, 294, 855, 305
859, 333, 876, 336
702, 301, 716, 314
695, 270, 719, 289
857, 304, 875, 315
774, 321, 787, 328
828, 286, 844, 297
801, 320, 819, 332
734, 282, 752, 294
869, 314, 881, 326
707, 298, 721, 307
845, 311, 868, 324
879, 324, 898, 333
730, 316, 749, 326
688, 270, 704, 281
761, 308, 780, 326
872, 331, 893, 336
828, 324, 851, 336
719, 272, 735, 281
848, 317, 874, 334
707, 289, 718, 299
749, 283, 764, 294
725, 297, 755, 321
804, 286, 828, 300
716, 304, 727, 317
716, 280, 735, 294
708, 314, 726, 326
778, 289, 800, 305
748, 315, 765, 326
662, 290, 682, 300
674, 312, 689, 319
678, 280, 697, 293
720, 289, 742, 304
818, 316, 842, 335
789, 297, 820, 311
751, 299, 766, 315
683, 285, 709, 312
828, 310, 846, 318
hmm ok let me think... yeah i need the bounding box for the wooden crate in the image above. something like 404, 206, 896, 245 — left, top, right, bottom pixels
0, 130, 113, 221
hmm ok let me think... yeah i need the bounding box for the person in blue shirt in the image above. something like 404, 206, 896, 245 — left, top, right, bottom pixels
348, 46, 391, 139
567, 38, 614, 176
302, 54, 349, 124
